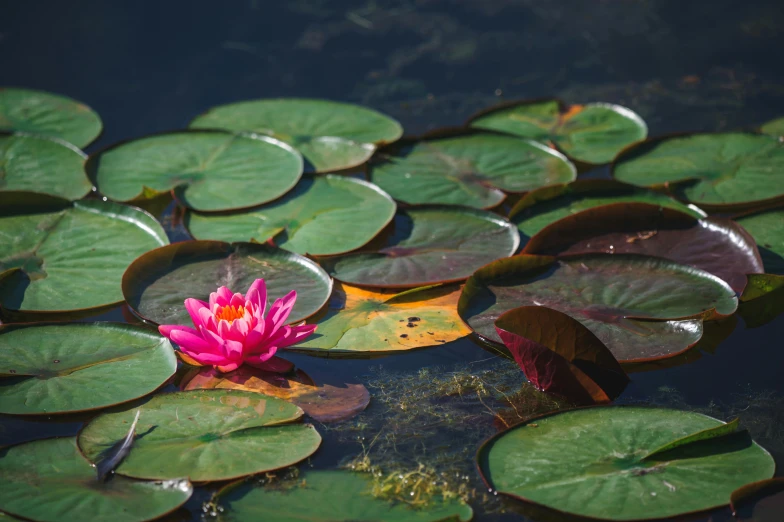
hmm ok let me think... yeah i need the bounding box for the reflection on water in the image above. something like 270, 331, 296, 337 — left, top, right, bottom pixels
2, 0, 784, 520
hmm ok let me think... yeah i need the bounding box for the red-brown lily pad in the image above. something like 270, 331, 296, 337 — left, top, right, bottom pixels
459, 254, 737, 363
495, 306, 629, 404
522, 202, 763, 292
180, 365, 369, 423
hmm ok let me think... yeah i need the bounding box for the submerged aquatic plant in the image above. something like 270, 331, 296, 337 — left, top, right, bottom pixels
158, 279, 316, 373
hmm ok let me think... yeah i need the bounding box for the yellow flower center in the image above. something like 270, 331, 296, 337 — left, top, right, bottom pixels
215, 305, 245, 325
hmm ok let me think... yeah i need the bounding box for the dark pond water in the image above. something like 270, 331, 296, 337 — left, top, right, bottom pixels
2, 1, 784, 520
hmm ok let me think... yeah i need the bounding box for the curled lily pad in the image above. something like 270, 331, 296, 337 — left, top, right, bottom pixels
0, 132, 91, 200
190, 98, 403, 173
459, 254, 737, 362
760, 117, 784, 137
181, 365, 370, 422
216, 470, 473, 522
0, 322, 176, 415
738, 274, 784, 328
0, 88, 102, 148
0, 192, 168, 314
294, 282, 471, 356
321, 206, 519, 288
477, 407, 774, 521
613, 132, 784, 209
369, 132, 576, 209
522, 202, 763, 292
509, 179, 705, 243
735, 205, 784, 274
495, 306, 629, 405
123, 241, 331, 326
186, 175, 396, 256
0, 437, 192, 522
78, 390, 322, 481
90, 130, 303, 211
468, 98, 647, 164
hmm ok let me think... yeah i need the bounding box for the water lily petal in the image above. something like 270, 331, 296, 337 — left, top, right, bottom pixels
216, 362, 241, 373
159, 323, 198, 339
184, 298, 209, 329
270, 290, 297, 327
279, 323, 317, 348
244, 347, 278, 365
224, 338, 244, 359
246, 279, 268, 317
211, 286, 233, 307
230, 292, 245, 308
231, 318, 249, 339
200, 325, 230, 357
198, 307, 218, 332
218, 319, 232, 339
168, 327, 213, 355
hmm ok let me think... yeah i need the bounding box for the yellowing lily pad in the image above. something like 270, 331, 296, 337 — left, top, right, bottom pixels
180, 365, 370, 422
293, 282, 471, 356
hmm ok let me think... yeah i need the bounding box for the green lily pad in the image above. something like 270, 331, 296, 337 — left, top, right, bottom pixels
217, 470, 473, 522
0, 192, 168, 314
522, 202, 763, 292
122, 241, 332, 326
0, 323, 176, 415
469, 99, 647, 164
613, 132, 784, 209
321, 206, 520, 288
509, 179, 705, 243
0, 132, 91, 200
186, 175, 396, 256
90, 130, 303, 212
369, 132, 576, 209
0, 437, 192, 522
0, 88, 102, 148
190, 98, 402, 173
477, 406, 775, 521
78, 390, 322, 481
294, 282, 471, 356
459, 254, 737, 362
735, 206, 784, 274
760, 116, 784, 137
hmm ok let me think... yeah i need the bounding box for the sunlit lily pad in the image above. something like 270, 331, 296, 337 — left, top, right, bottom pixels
469, 99, 647, 164
123, 241, 332, 326
760, 116, 784, 137
294, 282, 471, 355
321, 206, 519, 288
459, 254, 737, 362
0, 192, 168, 314
735, 206, 784, 274
0, 323, 176, 415
90, 130, 303, 211
613, 132, 784, 209
186, 175, 396, 255
477, 406, 775, 521
0, 88, 102, 148
217, 470, 473, 522
0, 133, 91, 200
78, 390, 321, 481
0, 437, 192, 522
738, 274, 784, 328
369, 132, 576, 209
181, 365, 370, 422
190, 98, 402, 173
522, 202, 763, 292
509, 179, 705, 243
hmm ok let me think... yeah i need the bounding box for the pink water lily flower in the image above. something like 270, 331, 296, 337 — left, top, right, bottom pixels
158, 279, 316, 373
